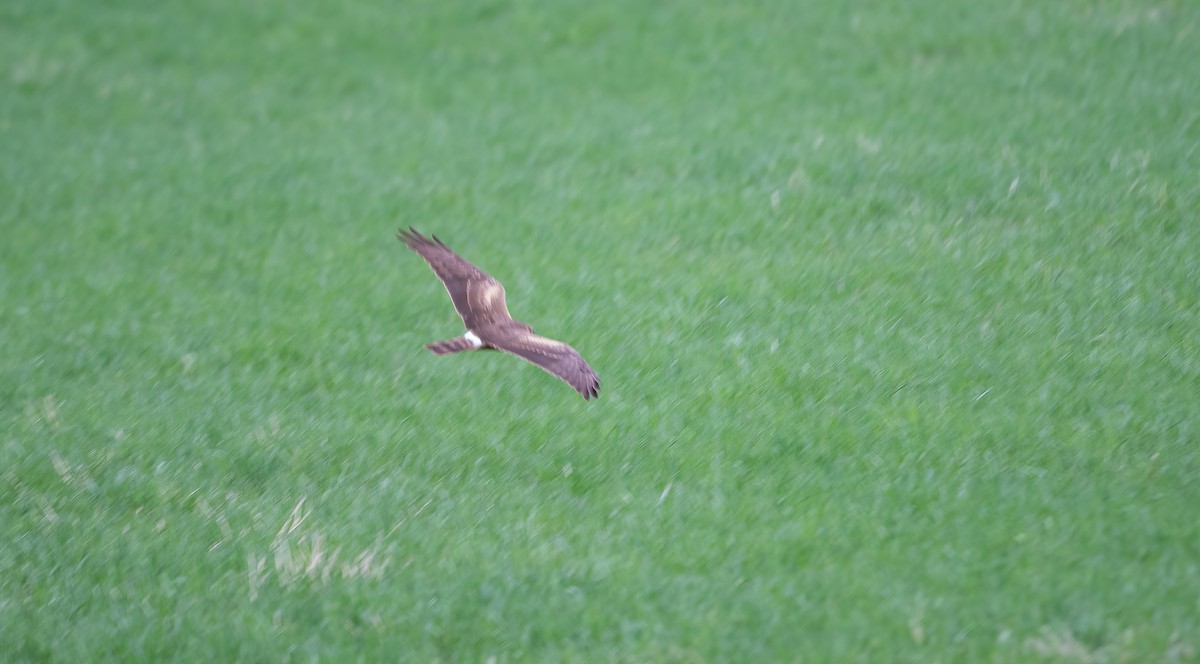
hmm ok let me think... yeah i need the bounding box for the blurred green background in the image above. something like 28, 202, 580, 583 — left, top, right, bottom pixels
2, 0, 1198, 660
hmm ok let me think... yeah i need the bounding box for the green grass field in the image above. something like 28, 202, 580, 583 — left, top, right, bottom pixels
3, 0, 1198, 660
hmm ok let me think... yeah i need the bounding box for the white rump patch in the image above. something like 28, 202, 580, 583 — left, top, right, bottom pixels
463, 330, 485, 349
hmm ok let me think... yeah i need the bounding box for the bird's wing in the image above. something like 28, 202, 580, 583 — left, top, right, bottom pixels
480, 327, 600, 400
398, 227, 512, 328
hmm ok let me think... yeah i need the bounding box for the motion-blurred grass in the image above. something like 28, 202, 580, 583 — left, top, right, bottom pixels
3, 0, 1198, 660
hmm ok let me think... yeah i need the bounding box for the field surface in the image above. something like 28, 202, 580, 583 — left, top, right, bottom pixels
3, 0, 1198, 660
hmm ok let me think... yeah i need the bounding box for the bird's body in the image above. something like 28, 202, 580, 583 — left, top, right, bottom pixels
398, 228, 600, 400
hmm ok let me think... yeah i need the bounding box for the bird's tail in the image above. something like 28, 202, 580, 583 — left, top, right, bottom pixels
426, 337, 479, 355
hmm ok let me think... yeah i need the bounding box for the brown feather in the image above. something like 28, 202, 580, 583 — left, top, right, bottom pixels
397, 227, 513, 328
477, 324, 601, 400
399, 228, 600, 400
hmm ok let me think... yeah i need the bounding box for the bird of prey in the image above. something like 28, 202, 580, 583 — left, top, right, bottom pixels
398, 227, 600, 400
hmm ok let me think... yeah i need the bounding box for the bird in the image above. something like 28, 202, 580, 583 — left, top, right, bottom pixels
398, 227, 600, 400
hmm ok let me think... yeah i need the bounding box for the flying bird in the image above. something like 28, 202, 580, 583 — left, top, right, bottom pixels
398, 227, 600, 400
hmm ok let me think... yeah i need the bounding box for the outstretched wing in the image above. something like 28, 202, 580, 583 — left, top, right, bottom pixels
481, 327, 600, 400
398, 227, 513, 328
